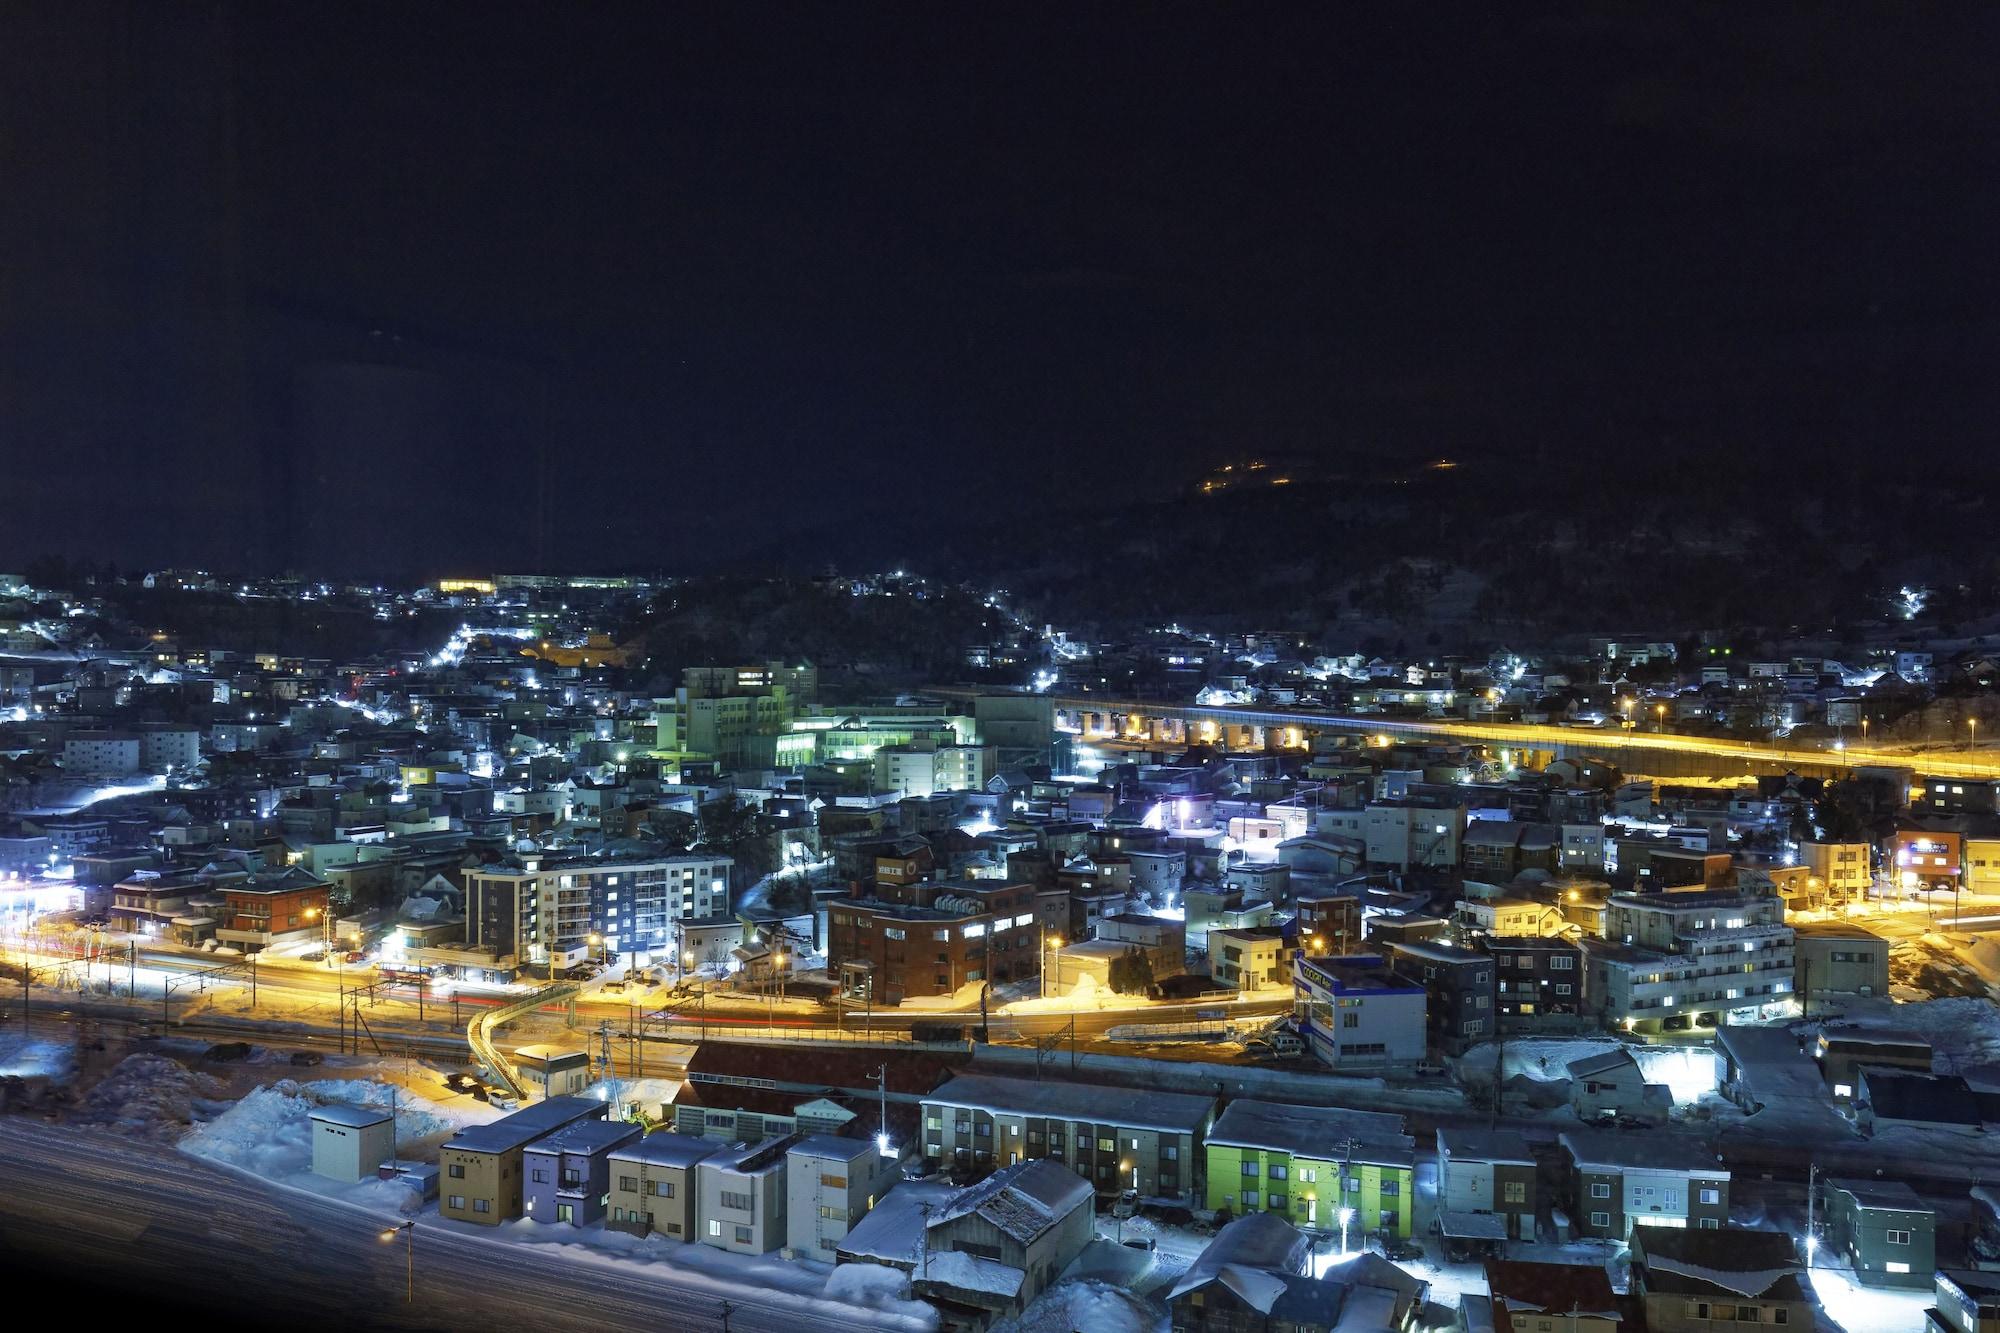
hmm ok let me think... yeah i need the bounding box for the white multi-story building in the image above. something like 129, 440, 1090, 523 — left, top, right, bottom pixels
62, 731, 141, 776
784, 1134, 899, 1259
1801, 841, 1872, 902
464, 852, 733, 971
872, 740, 994, 798
1363, 802, 1463, 870
1587, 888, 1793, 1029
137, 725, 202, 773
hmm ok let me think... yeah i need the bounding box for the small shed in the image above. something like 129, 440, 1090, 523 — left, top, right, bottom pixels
310, 1104, 395, 1183
514, 1045, 593, 1098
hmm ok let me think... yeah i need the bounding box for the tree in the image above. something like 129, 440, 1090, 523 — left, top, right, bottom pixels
1110, 946, 1156, 996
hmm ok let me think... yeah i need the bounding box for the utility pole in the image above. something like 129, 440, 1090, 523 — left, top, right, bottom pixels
1805, 1161, 1819, 1268
719, 1299, 735, 1333
128, 940, 136, 1000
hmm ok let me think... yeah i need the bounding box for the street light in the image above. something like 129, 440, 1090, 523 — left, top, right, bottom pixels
1337, 1205, 1355, 1255
379, 1220, 414, 1302
1042, 932, 1062, 999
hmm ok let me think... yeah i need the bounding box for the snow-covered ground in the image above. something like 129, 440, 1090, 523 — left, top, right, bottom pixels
999, 975, 1156, 1015
0, 1034, 74, 1080
993, 1278, 1162, 1333
1808, 1263, 1933, 1333
177, 1074, 499, 1214
154, 1059, 938, 1329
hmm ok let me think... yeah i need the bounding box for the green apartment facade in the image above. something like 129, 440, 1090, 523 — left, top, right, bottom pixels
1201, 1099, 1415, 1239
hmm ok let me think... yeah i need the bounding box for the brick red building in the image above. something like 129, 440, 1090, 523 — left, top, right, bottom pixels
828, 878, 1042, 1005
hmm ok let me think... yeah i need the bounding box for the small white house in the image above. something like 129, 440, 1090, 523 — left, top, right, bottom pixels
310, 1104, 396, 1183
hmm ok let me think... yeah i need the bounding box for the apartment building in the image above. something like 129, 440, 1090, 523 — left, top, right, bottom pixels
1291, 886, 1363, 957
1588, 888, 1794, 1030
784, 1134, 899, 1259
828, 878, 1040, 1004
1484, 935, 1585, 1019
696, 1135, 796, 1255
607, 1132, 720, 1240
1558, 1130, 1729, 1240
523, 1118, 643, 1227
1204, 1099, 1416, 1239
1385, 940, 1494, 1055
1292, 955, 1427, 1072
463, 851, 733, 972
440, 1097, 607, 1225
1791, 921, 1890, 1000
1801, 840, 1873, 902
1436, 1128, 1538, 1242
920, 1073, 1213, 1202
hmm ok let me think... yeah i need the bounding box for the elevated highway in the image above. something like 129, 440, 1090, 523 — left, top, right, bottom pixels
924, 686, 2000, 780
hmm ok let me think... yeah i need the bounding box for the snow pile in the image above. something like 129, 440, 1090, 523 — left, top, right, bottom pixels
825, 1261, 941, 1323
994, 1278, 1161, 1333
74, 1053, 227, 1140
0, 1035, 74, 1081
182, 1078, 461, 1178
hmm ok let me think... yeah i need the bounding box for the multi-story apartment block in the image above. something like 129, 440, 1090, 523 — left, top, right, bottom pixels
828, 878, 1040, 1004
1292, 955, 1427, 1072
607, 1132, 720, 1241
463, 851, 733, 972
1203, 1099, 1416, 1239
920, 1073, 1213, 1201
61, 731, 141, 776
1589, 888, 1793, 1030
1484, 935, 1586, 1019
784, 1134, 900, 1259
1385, 940, 1494, 1054
1558, 1130, 1729, 1240
1362, 801, 1463, 870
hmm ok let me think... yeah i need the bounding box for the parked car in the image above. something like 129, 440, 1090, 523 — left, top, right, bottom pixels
1112, 1189, 1139, 1219
600, 980, 626, 993
300, 949, 326, 963
344, 951, 366, 964
1381, 1236, 1424, 1262
1121, 1237, 1156, 1252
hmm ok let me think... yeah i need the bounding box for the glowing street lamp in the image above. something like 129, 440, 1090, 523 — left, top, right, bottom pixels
1338, 1205, 1355, 1255
379, 1220, 414, 1302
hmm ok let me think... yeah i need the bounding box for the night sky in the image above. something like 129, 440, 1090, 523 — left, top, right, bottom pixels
2, 5, 1993, 578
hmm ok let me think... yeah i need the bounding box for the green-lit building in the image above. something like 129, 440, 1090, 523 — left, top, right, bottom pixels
1203, 1099, 1415, 1240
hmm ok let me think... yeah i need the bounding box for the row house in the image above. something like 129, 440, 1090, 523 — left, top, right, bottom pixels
1558, 1129, 1729, 1240
920, 1073, 1213, 1202
1203, 1099, 1416, 1239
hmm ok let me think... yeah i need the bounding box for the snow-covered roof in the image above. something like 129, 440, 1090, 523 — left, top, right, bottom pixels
1438, 1210, 1510, 1241
309, 1103, 392, 1129
930, 1158, 1091, 1246
609, 1132, 719, 1169
919, 1250, 1026, 1300
1167, 1212, 1310, 1301
1559, 1128, 1728, 1178
1207, 1098, 1412, 1166
924, 1074, 1214, 1134
443, 1097, 605, 1154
